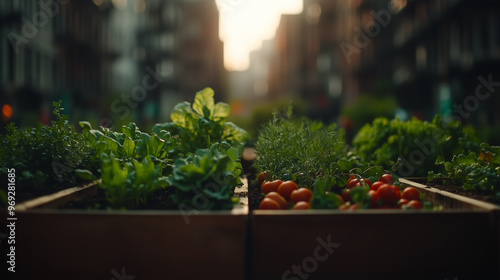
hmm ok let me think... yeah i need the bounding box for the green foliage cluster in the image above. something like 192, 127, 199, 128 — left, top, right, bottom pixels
99, 154, 170, 209
429, 143, 500, 194
254, 110, 361, 188
78, 88, 249, 209
169, 142, 243, 210
1, 88, 249, 210
352, 116, 479, 177
152, 88, 248, 154
76, 120, 180, 208
0, 101, 97, 191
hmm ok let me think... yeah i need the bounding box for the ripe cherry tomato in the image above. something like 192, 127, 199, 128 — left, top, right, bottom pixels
402, 187, 420, 201
376, 184, 401, 206
277, 181, 299, 201
339, 204, 349, 210
261, 180, 282, 194
397, 198, 409, 208
290, 188, 313, 204
259, 198, 281, 210
342, 189, 351, 203
407, 200, 423, 209
351, 179, 370, 189
370, 181, 385, 191
364, 179, 372, 187
367, 190, 379, 208
349, 203, 362, 210
257, 171, 270, 185
348, 178, 372, 189
347, 178, 360, 189
265, 192, 289, 209
292, 201, 310, 210
346, 175, 355, 186
379, 174, 393, 184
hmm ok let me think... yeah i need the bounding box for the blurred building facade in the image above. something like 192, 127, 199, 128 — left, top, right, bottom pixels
135, 0, 224, 123
242, 0, 500, 130
0, 0, 114, 127
1, 0, 225, 129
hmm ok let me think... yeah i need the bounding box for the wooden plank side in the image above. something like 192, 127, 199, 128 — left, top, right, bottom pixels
252, 211, 496, 280
15, 180, 100, 211
400, 178, 500, 211
13, 211, 247, 280
6, 179, 250, 279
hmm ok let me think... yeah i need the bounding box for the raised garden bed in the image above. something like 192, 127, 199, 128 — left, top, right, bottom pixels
2, 180, 249, 280
250, 178, 500, 280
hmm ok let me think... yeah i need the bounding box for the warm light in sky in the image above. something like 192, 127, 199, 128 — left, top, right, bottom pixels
217, 0, 303, 71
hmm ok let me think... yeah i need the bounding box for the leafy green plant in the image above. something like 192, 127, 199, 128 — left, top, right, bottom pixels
169, 142, 243, 210
429, 143, 500, 194
0, 101, 97, 192
254, 111, 360, 188
153, 88, 249, 154
352, 115, 479, 177
78, 121, 180, 179
98, 153, 170, 209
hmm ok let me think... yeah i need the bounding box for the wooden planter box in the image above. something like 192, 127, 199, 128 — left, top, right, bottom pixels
251, 178, 500, 280
2, 180, 249, 280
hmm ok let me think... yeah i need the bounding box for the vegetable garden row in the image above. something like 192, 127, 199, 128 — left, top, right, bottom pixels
1, 89, 499, 279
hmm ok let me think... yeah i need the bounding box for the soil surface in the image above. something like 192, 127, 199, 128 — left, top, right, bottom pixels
61, 187, 179, 210
409, 178, 500, 205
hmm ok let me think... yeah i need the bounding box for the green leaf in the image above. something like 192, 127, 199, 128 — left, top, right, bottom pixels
123, 137, 136, 158
223, 122, 249, 143
193, 87, 215, 118
213, 102, 230, 120
226, 147, 239, 162
149, 134, 165, 157
79, 121, 92, 130
75, 169, 97, 181
171, 102, 197, 128
133, 157, 156, 184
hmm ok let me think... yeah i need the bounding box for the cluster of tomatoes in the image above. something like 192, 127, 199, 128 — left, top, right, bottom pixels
341, 174, 423, 210
257, 172, 313, 210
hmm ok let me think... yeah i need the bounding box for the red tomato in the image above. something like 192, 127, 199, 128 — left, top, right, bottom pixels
257, 171, 270, 185
397, 198, 409, 208
370, 181, 385, 191
349, 203, 362, 210
346, 175, 355, 186
342, 189, 351, 203
259, 198, 281, 210
277, 181, 299, 201
292, 201, 310, 210
367, 190, 379, 208
349, 178, 371, 189
339, 204, 349, 210
290, 188, 313, 204
347, 178, 360, 189
364, 179, 373, 187
402, 187, 420, 201
376, 184, 401, 206
379, 174, 393, 184
407, 200, 423, 209
265, 192, 289, 209
261, 180, 282, 194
